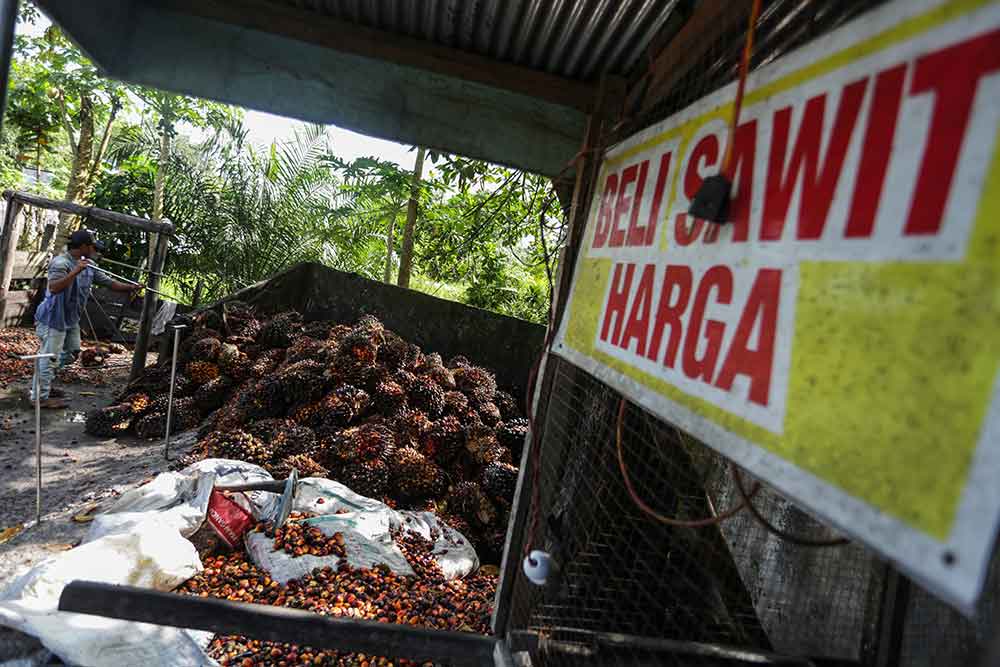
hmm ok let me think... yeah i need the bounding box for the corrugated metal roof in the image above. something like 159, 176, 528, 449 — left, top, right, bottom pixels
271, 0, 681, 81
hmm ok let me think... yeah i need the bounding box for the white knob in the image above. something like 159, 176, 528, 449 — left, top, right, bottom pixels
523, 550, 552, 586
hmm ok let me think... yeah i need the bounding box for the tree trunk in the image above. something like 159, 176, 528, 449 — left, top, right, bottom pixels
383, 207, 398, 284
54, 94, 95, 250
148, 121, 171, 264
396, 147, 425, 289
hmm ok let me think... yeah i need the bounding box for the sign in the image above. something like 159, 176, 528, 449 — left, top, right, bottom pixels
553, 0, 1000, 613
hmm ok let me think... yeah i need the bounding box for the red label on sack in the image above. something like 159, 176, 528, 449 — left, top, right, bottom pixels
205, 490, 253, 548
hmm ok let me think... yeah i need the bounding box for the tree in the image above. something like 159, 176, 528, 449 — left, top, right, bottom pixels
396, 146, 425, 288
9, 22, 128, 246
132, 88, 234, 263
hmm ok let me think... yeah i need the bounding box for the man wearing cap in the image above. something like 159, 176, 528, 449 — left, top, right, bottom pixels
30, 230, 141, 408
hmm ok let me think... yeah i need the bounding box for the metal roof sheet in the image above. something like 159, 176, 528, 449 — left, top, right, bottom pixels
270, 0, 681, 81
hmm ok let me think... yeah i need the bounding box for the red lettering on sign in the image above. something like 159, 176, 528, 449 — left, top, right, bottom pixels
674, 215, 704, 246
644, 151, 672, 246
761, 78, 867, 241
728, 120, 758, 242
626, 161, 651, 246
600, 263, 635, 345
905, 28, 1000, 236
593, 172, 619, 248
646, 265, 693, 367
715, 269, 782, 406
611, 165, 639, 247
686, 133, 721, 200
620, 264, 656, 356
682, 266, 733, 382
846, 64, 906, 238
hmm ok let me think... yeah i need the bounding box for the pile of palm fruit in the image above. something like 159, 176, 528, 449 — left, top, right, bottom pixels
85, 303, 529, 563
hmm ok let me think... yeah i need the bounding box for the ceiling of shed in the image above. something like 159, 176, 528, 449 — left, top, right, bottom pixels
266, 0, 681, 81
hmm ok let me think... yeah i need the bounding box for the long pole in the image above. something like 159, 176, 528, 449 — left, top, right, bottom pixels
163, 324, 185, 460
21, 352, 55, 524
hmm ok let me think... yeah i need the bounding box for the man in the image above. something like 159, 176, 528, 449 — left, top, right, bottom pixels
30, 229, 140, 408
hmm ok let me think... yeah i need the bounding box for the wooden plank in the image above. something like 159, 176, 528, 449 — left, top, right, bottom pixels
157, 0, 596, 113
59, 581, 501, 666
640, 0, 752, 112
130, 232, 168, 381
12, 250, 48, 280
0, 199, 23, 299
3, 190, 175, 236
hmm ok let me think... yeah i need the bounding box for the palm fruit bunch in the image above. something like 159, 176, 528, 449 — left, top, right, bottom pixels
248, 418, 317, 461
446, 481, 497, 529
390, 446, 447, 502
372, 376, 407, 416
217, 343, 251, 380
497, 417, 529, 460
191, 336, 222, 362
481, 461, 518, 504
301, 320, 333, 340
340, 459, 391, 497
442, 391, 470, 417
313, 384, 370, 432
237, 375, 288, 421
377, 331, 415, 371
476, 400, 502, 427
84, 404, 133, 437
185, 360, 221, 386
193, 376, 235, 414
250, 348, 285, 378
420, 416, 465, 465
493, 390, 519, 419
392, 409, 431, 449
453, 365, 497, 404
275, 359, 327, 406
257, 311, 302, 349
202, 430, 273, 467
270, 453, 328, 479
284, 336, 323, 365
408, 375, 445, 417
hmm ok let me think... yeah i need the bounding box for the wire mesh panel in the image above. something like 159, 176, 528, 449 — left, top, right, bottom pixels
505, 359, 872, 665
502, 358, 999, 666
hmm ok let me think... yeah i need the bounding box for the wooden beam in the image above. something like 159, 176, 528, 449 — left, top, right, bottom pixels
60, 581, 502, 666
2, 190, 176, 236
0, 198, 23, 320
156, 0, 597, 113
640, 0, 752, 112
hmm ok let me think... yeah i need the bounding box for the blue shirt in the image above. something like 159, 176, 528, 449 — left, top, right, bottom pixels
34, 253, 112, 331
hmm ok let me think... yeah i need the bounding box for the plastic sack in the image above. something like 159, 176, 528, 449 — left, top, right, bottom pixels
0, 459, 275, 666
0, 522, 213, 667
245, 478, 478, 584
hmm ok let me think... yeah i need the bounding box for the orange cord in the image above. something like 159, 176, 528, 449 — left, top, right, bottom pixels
722, 0, 764, 179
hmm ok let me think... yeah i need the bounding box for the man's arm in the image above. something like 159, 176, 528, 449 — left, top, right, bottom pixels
48, 257, 88, 294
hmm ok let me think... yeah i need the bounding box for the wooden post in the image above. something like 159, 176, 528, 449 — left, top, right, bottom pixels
130, 229, 169, 381
0, 199, 24, 321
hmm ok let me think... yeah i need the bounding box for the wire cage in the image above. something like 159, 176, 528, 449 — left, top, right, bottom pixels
498, 358, 999, 666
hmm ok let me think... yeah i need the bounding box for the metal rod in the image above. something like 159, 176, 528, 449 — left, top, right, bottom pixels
96, 256, 165, 277
20, 352, 55, 524
59, 581, 501, 666
85, 261, 176, 300
163, 324, 186, 460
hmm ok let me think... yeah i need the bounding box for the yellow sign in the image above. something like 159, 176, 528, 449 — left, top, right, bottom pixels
554, 0, 1000, 612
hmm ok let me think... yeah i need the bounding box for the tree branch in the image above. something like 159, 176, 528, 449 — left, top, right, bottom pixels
82, 99, 121, 195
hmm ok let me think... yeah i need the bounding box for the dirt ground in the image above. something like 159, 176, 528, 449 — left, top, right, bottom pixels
0, 331, 198, 589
